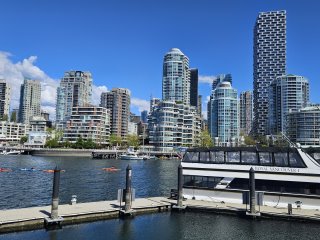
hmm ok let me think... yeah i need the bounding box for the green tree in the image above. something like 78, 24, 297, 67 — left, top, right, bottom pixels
63, 140, 72, 148
1, 114, 8, 121
45, 138, 60, 148
273, 133, 289, 147
20, 136, 28, 144
109, 134, 122, 147
256, 135, 268, 146
127, 134, 140, 148
73, 136, 85, 149
82, 139, 97, 149
55, 130, 64, 140
244, 135, 256, 146
10, 112, 17, 122
199, 130, 214, 147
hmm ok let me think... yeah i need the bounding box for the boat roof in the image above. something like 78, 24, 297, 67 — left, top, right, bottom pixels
187, 146, 298, 153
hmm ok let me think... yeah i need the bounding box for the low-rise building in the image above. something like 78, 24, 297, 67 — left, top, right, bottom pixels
26, 116, 48, 148
0, 121, 29, 145
63, 106, 110, 146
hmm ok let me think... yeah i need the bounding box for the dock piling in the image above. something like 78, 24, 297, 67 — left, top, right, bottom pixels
172, 163, 186, 211
246, 167, 260, 217
44, 166, 64, 228
120, 164, 135, 217
124, 164, 132, 212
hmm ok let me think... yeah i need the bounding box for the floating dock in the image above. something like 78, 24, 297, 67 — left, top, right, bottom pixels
1, 197, 320, 234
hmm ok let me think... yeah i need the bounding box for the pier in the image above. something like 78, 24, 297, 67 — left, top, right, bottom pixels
1, 197, 320, 234
91, 150, 181, 159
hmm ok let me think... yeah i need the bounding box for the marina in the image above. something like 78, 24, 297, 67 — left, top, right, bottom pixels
1, 150, 320, 236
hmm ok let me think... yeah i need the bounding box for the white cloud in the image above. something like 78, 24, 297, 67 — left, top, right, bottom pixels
202, 111, 208, 120
199, 75, 217, 84
206, 95, 210, 103
0, 51, 58, 118
0, 51, 108, 120
131, 97, 150, 112
92, 85, 108, 106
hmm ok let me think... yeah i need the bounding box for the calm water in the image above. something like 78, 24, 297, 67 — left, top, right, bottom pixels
0, 155, 179, 209
1, 155, 320, 239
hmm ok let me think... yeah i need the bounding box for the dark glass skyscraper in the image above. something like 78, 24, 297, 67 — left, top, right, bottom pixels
253, 10, 286, 136
189, 68, 198, 108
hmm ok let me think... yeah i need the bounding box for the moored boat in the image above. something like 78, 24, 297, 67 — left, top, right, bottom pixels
181, 146, 320, 209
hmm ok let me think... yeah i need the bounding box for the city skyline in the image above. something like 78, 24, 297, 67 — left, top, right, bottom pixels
0, 1, 319, 118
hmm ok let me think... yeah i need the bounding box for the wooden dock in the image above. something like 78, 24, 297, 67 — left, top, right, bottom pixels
1, 197, 320, 234
0, 197, 172, 233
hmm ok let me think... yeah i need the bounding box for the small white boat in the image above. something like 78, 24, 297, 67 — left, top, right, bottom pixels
120, 152, 144, 160
1, 150, 23, 155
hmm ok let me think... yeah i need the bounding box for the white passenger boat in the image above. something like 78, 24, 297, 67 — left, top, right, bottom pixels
181, 146, 320, 209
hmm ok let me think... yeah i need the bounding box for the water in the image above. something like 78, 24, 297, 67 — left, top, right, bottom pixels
1, 155, 320, 239
1, 212, 320, 240
0, 155, 179, 209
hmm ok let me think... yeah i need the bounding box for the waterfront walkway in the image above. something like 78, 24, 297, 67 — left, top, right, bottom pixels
1, 197, 320, 233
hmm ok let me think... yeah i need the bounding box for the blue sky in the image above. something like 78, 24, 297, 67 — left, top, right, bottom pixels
0, 0, 319, 117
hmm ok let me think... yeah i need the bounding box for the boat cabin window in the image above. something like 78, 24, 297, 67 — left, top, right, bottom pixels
289, 152, 305, 167
183, 152, 199, 162
274, 152, 289, 167
199, 152, 210, 163
210, 151, 224, 163
226, 152, 240, 163
183, 148, 306, 168
258, 152, 272, 166
242, 151, 258, 164
228, 178, 320, 195
183, 175, 223, 189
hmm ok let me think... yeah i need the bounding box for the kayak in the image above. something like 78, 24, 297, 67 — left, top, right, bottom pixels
43, 169, 66, 173
0, 168, 11, 172
102, 167, 120, 172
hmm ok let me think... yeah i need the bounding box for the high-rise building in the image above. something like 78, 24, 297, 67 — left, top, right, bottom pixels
0, 80, 11, 120
130, 112, 141, 124
268, 74, 309, 135
18, 79, 41, 124
150, 98, 160, 112
253, 10, 286, 136
240, 91, 253, 135
212, 74, 232, 90
100, 88, 130, 138
148, 101, 201, 151
207, 74, 232, 135
56, 71, 92, 128
209, 81, 239, 146
287, 106, 320, 146
162, 48, 190, 104
197, 95, 202, 115
190, 68, 198, 108
141, 110, 148, 124
63, 106, 110, 146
